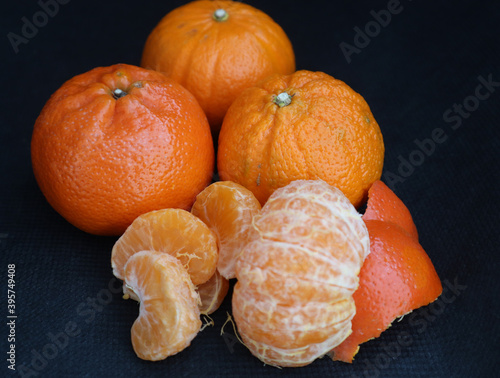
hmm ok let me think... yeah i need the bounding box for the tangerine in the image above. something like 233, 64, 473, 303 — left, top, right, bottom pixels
232, 180, 370, 367
31, 63, 214, 236
217, 70, 385, 207
141, 0, 295, 132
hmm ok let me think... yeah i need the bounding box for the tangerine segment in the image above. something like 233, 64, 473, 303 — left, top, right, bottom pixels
112, 209, 218, 285
362, 180, 419, 241
191, 181, 261, 279
233, 180, 370, 367
197, 270, 230, 315
331, 220, 442, 363
252, 181, 370, 272
123, 251, 201, 361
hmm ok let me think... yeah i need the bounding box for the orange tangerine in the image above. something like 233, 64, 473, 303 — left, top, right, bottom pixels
123, 251, 201, 361
112, 209, 218, 286
31, 63, 214, 236
191, 181, 261, 279
232, 180, 370, 367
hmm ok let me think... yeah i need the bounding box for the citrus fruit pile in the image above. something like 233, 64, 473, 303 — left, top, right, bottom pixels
30, 0, 442, 369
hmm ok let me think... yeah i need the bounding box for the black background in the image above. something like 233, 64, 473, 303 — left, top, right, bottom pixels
1, 0, 499, 377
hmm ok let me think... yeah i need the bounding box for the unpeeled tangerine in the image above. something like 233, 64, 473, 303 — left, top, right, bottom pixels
232, 180, 370, 367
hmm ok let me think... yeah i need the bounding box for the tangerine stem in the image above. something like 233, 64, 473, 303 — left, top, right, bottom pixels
213, 8, 228, 22
273, 92, 293, 107
112, 88, 127, 100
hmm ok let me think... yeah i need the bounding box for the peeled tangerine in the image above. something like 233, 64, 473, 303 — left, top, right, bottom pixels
232, 180, 370, 367
123, 251, 201, 361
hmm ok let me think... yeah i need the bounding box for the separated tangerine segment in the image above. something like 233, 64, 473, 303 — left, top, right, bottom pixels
191, 181, 261, 279
197, 270, 230, 315
123, 251, 202, 361
111, 209, 218, 286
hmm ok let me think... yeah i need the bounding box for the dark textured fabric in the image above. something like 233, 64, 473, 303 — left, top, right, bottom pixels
1, 1, 498, 377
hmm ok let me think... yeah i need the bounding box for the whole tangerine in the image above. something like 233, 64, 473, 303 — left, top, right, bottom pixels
217, 70, 385, 208
31, 64, 214, 236
141, 0, 295, 132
